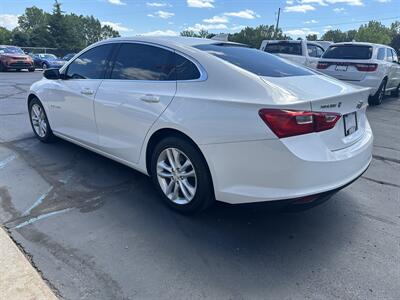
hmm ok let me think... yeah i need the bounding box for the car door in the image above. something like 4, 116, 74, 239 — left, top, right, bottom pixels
389, 49, 400, 89
94, 42, 177, 164
385, 48, 396, 89
47, 43, 115, 146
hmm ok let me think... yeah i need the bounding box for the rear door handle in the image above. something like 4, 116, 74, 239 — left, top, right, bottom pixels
81, 88, 94, 95
140, 95, 160, 103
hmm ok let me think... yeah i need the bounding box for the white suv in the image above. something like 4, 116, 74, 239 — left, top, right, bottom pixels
317, 42, 400, 105
260, 40, 331, 69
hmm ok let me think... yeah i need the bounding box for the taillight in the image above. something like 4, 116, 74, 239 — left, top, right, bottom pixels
317, 62, 330, 69
258, 109, 341, 138
355, 63, 377, 72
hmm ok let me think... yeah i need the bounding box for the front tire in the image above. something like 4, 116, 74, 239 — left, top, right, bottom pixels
28, 67, 35, 72
150, 136, 214, 214
28, 97, 55, 143
0, 62, 8, 72
369, 79, 387, 106
42, 63, 48, 70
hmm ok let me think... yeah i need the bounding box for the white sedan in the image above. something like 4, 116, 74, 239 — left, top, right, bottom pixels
27, 37, 373, 213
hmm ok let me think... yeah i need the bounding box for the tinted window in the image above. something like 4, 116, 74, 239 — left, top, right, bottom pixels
322, 45, 373, 59
377, 48, 386, 60
194, 44, 314, 77
111, 43, 175, 81
264, 42, 302, 56
0, 46, 24, 54
175, 53, 200, 80
386, 48, 394, 62
392, 49, 399, 63
66, 44, 113, 79
307, 44, 324, 58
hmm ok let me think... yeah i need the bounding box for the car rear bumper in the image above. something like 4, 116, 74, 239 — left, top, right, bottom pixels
342, 76, 381, 95
200, 123, 373, 204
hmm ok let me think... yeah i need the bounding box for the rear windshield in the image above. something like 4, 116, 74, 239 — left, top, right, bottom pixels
264, 42, 302, 56
322, 45, 373, 60
194, 44, 313, 77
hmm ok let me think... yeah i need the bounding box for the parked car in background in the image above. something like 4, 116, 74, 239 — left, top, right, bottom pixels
260, 40, 332, 69
32, 53, 66, 69
0, 45, 35, 72
62, 53, 77, 61
317, 42, 400, 105
27, 37, 372, 214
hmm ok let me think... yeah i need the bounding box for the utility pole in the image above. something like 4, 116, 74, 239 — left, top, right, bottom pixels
275, 7, 281, 38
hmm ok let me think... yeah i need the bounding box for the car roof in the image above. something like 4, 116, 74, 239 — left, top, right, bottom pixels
329, 42, 390, 48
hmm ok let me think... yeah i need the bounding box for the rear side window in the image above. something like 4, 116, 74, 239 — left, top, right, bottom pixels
307, 44, 324, 58
194, 44, 314, 77
174, 53, 201, 80
377, 48, 386, 60
322, 45, 373, 60
264, 43, 302, 56
386, 48, 394, 62
66, 44, 113, 79
111, 43, 175, 81
392, 49, 399, 63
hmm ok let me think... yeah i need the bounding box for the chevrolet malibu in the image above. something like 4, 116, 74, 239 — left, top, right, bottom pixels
27, 37, 373, 213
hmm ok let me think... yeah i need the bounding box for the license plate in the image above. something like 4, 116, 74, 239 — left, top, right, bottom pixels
344, 112, 358, 136
335, 65, 348, 71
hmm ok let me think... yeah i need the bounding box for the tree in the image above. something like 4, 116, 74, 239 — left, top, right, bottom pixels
180, 29, 210, 38
229, 25, 290, 48
18, 6, 48, 33
0, 27, 12, 44
355, 21, 391, 45
180, 30, 198, 37
101, 24, 119, 40
306, 34, 317, 41
11, 28, 30, 46
321, 29, 347, 42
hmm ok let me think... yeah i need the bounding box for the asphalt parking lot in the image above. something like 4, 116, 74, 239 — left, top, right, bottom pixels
0, 70, 399, 299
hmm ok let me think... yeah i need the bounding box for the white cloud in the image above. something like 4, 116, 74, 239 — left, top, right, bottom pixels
284, 27, 320, 37
326, 0, 363, 5
148, 10, 174, 19
187, 0, 214, 8
304, 19, 318, 24
224, 9, 260, 19
300, 0, 328, 5
230, 25, 245, 31
333, 7, 345, 12
140, 30, 179, 36
146, 2, 168, 7
101, 21, 131, 32
286, 0, 294, 4
376, 0, 391, 2
0, 14, 18, 30
108, 0, 126, 5
203, 15, 229, 23
284, 4, 316, 12
187, 23, 228, 32
323, 25, 333, 32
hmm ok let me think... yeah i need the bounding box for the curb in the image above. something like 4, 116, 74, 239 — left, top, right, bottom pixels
0, 226, 58, 300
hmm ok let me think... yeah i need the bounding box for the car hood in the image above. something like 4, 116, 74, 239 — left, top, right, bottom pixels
47, 59, 66, 64
1, 53, 30, 59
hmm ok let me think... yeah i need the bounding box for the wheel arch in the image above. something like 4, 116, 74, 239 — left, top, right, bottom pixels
145, 128, 216, 198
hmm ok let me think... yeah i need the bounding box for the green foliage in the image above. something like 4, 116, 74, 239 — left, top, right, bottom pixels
1, 0, 120, 52
180, 29, 211, 38
306, 34, 317, 41
355, 21, 391, 45
228, 25, 290, 48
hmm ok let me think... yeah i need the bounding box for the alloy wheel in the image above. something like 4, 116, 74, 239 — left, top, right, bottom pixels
30, 103, 47, 138
156, 147, 197, 205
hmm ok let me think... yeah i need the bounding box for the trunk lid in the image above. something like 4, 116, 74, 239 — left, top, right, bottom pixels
316, 58, 372, 81
260, 74, 370, 150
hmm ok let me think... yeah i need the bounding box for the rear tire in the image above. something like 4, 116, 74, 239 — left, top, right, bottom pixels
390, 84, 400, 97
0, 62, 7, 72
42, 63, 48, 70
28, 68, 35, 72
150, 136, 214, 214
369, 79, 387, 106
28, 97, 56, 143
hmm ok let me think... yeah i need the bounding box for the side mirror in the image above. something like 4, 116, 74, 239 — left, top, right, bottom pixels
43, 68, 60, 80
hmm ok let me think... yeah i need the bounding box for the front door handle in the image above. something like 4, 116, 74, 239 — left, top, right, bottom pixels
140, 95, 160, 103
81, 88, 94, 95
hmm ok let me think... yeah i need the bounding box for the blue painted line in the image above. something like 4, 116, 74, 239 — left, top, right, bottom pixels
13, 208, 72, 229
0, 155, 16, 170
22, 186, 54, 216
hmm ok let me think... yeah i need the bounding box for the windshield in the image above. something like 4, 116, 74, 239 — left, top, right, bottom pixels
322, 45, 373, 60
0, 46, 25, 54
38, 54, 58, 60
194, 43, 314, 77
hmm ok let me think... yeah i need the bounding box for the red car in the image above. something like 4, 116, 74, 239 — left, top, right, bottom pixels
0, 45, 35, 72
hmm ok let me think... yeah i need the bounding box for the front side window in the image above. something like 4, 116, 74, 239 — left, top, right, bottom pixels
111, 43, 175, 81
195, 43, 314, 77
377, 48, 386, 60
66, 44, 114, 79
323, 45, 373, 60
264, 42, 302, 56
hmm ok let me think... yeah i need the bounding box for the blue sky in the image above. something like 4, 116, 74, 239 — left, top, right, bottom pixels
0, 0, 398, 39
